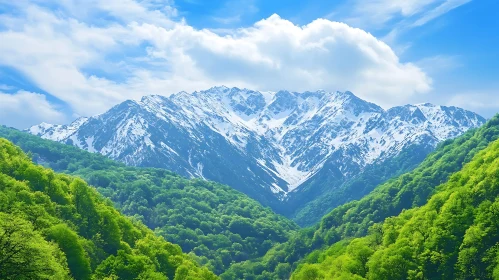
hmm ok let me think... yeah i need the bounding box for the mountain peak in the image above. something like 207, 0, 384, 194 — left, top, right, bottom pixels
28, 86, 485, 208
28, 122, 54, 135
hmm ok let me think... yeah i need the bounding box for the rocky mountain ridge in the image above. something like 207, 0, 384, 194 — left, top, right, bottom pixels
28, 86, 486, 215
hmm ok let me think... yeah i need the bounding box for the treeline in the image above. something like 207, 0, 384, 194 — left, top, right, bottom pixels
290, 144, 432, 226
0, 126, 299, 275
292, 130, 499, 279
222, 116, 499, 279
4, 113, 498, 279
0, 138, 216, 279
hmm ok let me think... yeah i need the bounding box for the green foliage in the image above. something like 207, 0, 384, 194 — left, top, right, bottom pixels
291, 144, 432, 226
0, 213, 71, 280
4, 116, 497, 279
223, 116, 499, 279
292, 133, 499, 279
0, 126, 299, 274
47, 224, 92, 280
0, 138, 216, 279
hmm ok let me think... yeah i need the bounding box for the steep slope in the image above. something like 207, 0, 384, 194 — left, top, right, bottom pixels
222, 115, 499, 279
292, 120, 499, 279
28, 87, 485, 220
288, 102, 485, 224
291, 143, 432, 226
0, 126, 299, 274
0, 138, 216, 280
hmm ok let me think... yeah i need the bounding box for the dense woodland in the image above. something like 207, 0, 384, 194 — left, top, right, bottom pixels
222, 115, 499, 279
2, 115, 499, 279
0, 126, 298, 275
290, 144, 432, 226
0, 138, 215, 279
292, 128, 499, 279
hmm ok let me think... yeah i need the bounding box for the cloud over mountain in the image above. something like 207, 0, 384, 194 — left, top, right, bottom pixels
0, 1, 431, 127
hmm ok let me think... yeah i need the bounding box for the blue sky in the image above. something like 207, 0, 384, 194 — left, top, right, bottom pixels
0, 0, 498, 129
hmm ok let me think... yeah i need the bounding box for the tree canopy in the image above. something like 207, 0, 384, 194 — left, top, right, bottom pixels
223, 116, 499, 279
0, 126, 299, 274
292, 129, 499, 279
0, 138, 216, 279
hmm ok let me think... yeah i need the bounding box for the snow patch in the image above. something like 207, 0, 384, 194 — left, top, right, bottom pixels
27, 87, 485, 200
85, 136, 96, 153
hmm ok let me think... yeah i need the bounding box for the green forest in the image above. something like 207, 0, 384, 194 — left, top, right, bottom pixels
0, 138, 215, 279
0, 126, 298, 275
292, 125, 499, 279
221, 115, 499, 279
0, 0, 496, 279
2, 116, 499, 279
289, 144, 433, 226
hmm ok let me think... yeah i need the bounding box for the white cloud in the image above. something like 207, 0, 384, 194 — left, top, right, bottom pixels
212, 15, 242, 25
447, 92, 499, 111
416, 55, 462, 74
210, 0, 259, 25
346, 0, 438, 28
411, 0, 471, 27
130, 15, 431, 107
0, 91, 67, 129
342, 0, 471, 42
0, 5, 137, 115
0, 1, 432, 120
0, 84, 15, 91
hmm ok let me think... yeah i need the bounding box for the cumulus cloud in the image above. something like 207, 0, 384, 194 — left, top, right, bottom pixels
0, 0, 432, 120
131, 15, 431, 107
0, 91, 67, 129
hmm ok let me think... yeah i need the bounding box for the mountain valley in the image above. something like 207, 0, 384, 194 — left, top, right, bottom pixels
1, 1, 497, 279
28, 87, 486, 224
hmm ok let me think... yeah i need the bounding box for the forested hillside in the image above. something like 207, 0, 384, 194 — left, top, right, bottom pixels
0, 138, 216, 279
0, 126, 299, 275
292, 125, 499, 279
29, 88, 484, 222
290, 143, 433, 226
3, 119, 498, 279
223, 116, 499, 279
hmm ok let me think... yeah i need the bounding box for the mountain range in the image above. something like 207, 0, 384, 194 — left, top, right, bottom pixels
28, 86, 486, 223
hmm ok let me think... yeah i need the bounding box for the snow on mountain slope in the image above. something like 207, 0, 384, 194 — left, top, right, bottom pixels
28, 87, 486, 212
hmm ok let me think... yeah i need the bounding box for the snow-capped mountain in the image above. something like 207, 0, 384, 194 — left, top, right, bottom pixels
28, 86, 485, 215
